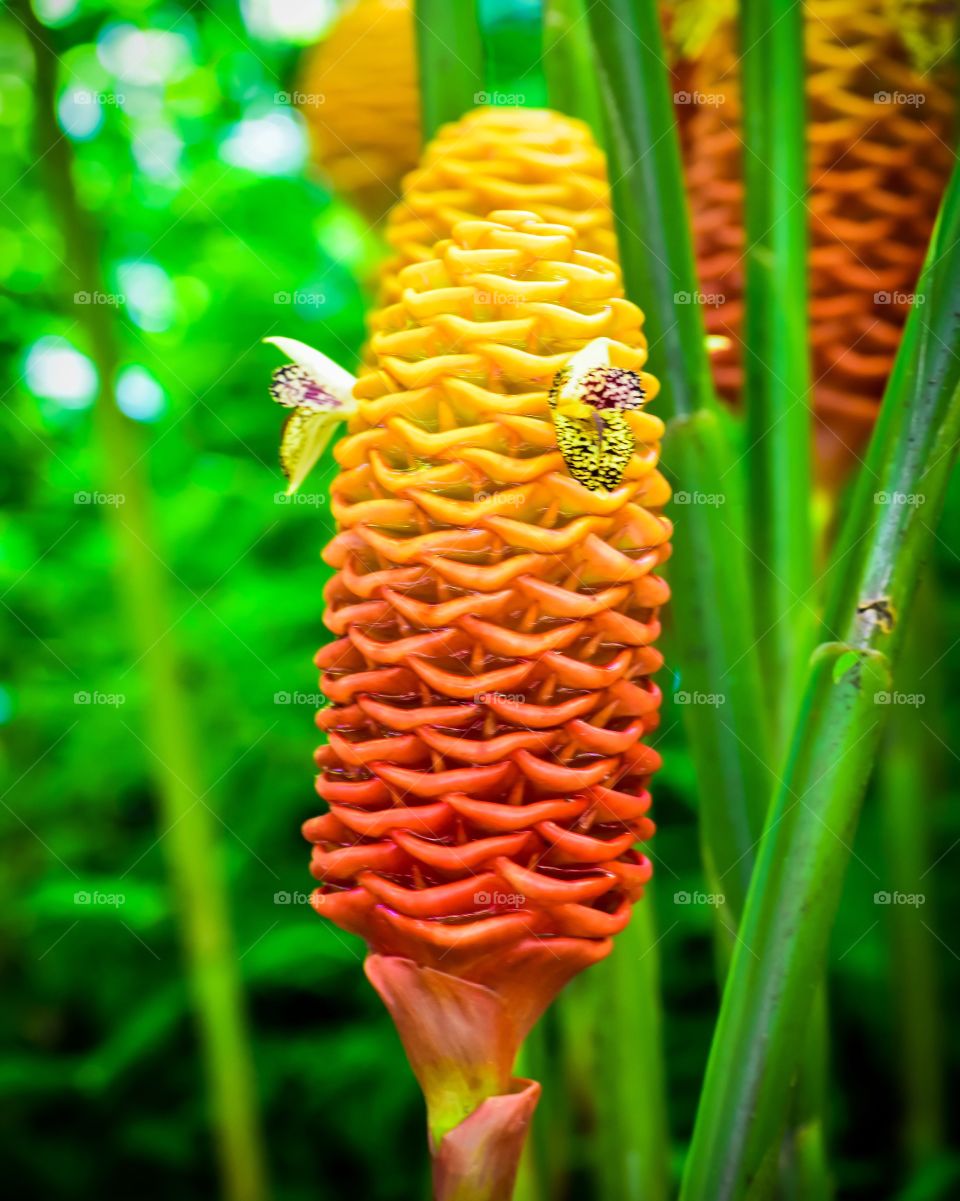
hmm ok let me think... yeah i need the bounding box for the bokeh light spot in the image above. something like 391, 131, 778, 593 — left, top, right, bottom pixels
116, 365, 167, 423
25, 337, 98, 409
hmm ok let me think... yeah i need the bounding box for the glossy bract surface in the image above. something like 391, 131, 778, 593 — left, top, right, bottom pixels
680, 0, 955, 480
305, 211, 671, 1012
382, 107, 618, 302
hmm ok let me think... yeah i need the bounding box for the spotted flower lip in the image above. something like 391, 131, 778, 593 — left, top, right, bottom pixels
263, 336, 357, 403
551, 338, 647, 416
263, 336, 358, 494
548, 338, 648, 492
269, 365, 339, 412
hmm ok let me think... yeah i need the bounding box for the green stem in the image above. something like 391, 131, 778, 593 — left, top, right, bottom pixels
585, 0, 717, 422
740, 7, 826, 1195
543, 0, 606, 139
682, 644, 891, 1201
878, 581, 944, 1164
592, 900, 670, 1201
740, 7, 831, 1191
414, 0, 485, 139
681, 161, 960, 1201
777, 992, 831, 1201
22, 8, 269, 1200
740, 0, 813, 753
515, 1015, 562, 1201
476, 0, 549, 108
879, 722, 944, 1164
820, 200, 960, 659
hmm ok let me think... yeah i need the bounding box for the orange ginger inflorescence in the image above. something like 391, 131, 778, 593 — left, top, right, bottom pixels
298, 0, 421, 220
304, 211, 670, 1034
680, 0, 955, 481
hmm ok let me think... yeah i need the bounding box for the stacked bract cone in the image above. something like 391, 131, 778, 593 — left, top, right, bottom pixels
298, 0, 421, 219
382, 107, 618, 299
679, 0, 955, 480
307, 210, 670, 1009
298, 105, 669, 1198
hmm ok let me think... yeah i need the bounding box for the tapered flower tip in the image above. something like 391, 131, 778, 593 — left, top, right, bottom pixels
264, 337, 357, 493
431, 1079, 540, 1201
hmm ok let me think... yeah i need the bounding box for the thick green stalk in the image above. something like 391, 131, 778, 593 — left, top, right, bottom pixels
740, 6, 826, 1193
820, 191, 960, 658
22, 8, 269, 1200
777, 990, 831, 1201
585, 0, 772, 918
879, 720, 945, 1164
682, 644, 891, 1201
592, 900, 670, 1201
477, 0, 549, 108
878, 581, 944, 1164
414, 0, 485, 139
681, 163, 960, 1201
740, 0, 813, 751
585, 0, 717, 422
515, 1014, 564, 1201
544, 0, 606, 139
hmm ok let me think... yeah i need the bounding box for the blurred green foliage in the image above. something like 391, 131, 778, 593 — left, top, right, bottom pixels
1, 1, 959, 1198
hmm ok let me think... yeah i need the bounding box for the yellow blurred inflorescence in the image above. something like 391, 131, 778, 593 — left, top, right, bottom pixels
298, 0, 421, 221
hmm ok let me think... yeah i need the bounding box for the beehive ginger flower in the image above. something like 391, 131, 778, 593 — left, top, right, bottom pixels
272, 210, 671, 1199
675, 0, 956, 483
297, 0, 420, 220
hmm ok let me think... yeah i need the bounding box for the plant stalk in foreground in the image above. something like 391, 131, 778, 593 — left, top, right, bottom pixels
21, 7, 269, 1199
681, 161, 960, 1201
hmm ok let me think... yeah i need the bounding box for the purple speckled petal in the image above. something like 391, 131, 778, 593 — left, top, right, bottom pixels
269, 365, 340, 412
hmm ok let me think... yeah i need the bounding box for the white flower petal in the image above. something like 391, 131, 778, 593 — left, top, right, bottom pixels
263, 336, 357, 404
